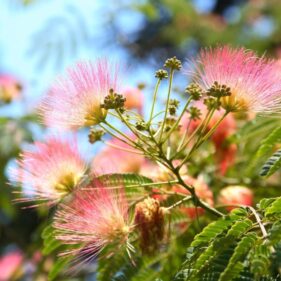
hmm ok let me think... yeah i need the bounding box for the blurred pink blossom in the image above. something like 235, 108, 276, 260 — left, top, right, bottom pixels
92, 137, 145, 175
218, 186, 254, 210
188, 46, 281, 114
11, 137, 87, 204
122, 87, 144, 113
53, 184, 132, 267
0, 74, 22, 103
0, 250, 23, 281
40, 60, 120, 130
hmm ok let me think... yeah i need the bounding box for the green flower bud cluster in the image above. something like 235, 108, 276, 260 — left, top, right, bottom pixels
185, 83, 203, 100
204, 97, 221, 110
164, 56, 182, 71
168, 99, 180, 116
207, 81, 231, 98
88, 128, 105, 144
188, 106, 201, 120
101, 89, 126, 110
136, 121, 148, 131
155, 69, 168, 80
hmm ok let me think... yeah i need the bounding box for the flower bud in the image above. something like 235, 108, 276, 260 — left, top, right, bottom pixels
155, 69, 168, 80
164, 56, 182, 71
134, 198, 166, 254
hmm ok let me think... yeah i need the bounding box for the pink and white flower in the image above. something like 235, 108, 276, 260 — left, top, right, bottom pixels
188, 46, 281, 114
0, 74, 22, 103
11, 137, 87, 204
0, 250, 23, 281
122, 87, 144, 113
92, 137, 145, 175
40, 60, 120, 130
53, 184, 132, 265
218, 186, 253, 210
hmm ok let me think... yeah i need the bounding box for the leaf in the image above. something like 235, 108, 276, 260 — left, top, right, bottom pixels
48, 255, 73, 281
265, 197, 281, 220
218, 233, 257, 281
258, 198, 277, 211
249, 243, 271, 279
268, 221, 281, 245
260, 149, 281, 177
97, 173, 154, 201
42, 224, 61, 255
190, 211, 246, 247
255, 126, 281, 159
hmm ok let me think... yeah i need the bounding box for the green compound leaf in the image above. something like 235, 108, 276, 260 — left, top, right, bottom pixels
264, 197, 281, 220
260, 149, 281, 178
42, 224, 61, 256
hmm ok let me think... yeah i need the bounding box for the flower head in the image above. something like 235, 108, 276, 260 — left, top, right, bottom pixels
92, 137, 145, 175
0, 74, 22, 104
218, 186, 253, 211
189, 46, 281, 114
11, 137, 87, 204
134, 197, 166, 253
0, 250, 23, 281
53, 184, 132, 265
40, 60, 120, 130
122, 87, 144, 113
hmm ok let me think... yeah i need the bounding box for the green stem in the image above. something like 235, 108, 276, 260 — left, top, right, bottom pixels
198, 111, 229, 144
247, 206, 268, 238
115, 109, 139, 138
159, 69, 174, 142
101, 140, 144, 155
99, 123, 134, 147
148, 78, 161, 125
102, 120, 136, 146
166, 195, 193, 211
126, 179, 179, 189
162, 96, 193, 144
178, 111, 229, 170
169, 163, 223, 217
175, 106, 215, 157
177, 118, 191, 153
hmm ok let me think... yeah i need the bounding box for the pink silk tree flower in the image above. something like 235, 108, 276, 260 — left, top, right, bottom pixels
10, 137, 87, 204
92, 137, 145, 175
0, 74, 22, 104
218, 186, 253, 211
40, 60, 120, 130
53, 184, 133, 267
0, 250, 23, 281
122, 87, 144, 113
189, 46, 281, 114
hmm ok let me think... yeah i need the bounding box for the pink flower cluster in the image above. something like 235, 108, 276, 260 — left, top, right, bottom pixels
189, 46, 281, 114
53, 183, 132, 263
11, 137, 87, 204
40, 60, 120, 130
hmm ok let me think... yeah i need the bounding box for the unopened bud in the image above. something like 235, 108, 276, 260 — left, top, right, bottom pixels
188, 106, 201, 120
204, 97, 221, 110
168, 99, 180, 116
101, 88, 126, 110
207, 81, 231, 98
185, 83, 203, 100
88, 128, 105, 144
134, 198, 166, 254
155, 69, 168, 80
136, 121, 148, 131
164, 56, 182, 71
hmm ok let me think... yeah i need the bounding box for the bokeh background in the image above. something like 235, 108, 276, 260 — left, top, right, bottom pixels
1, 0, 281, 280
